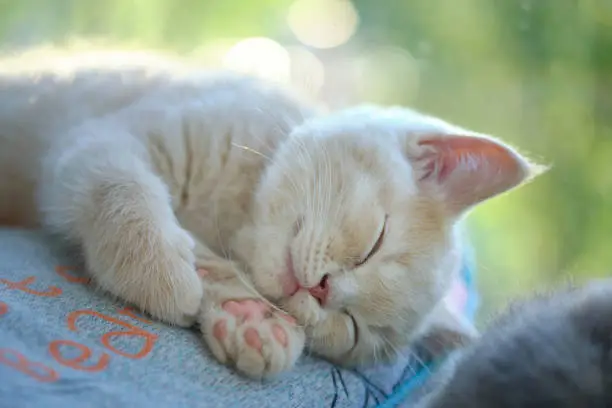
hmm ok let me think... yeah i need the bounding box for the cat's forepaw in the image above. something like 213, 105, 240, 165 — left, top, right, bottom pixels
281, 290, 325, 326
201, 299, 305, 379
141, 227, 203, 326
92, 225, 203, 327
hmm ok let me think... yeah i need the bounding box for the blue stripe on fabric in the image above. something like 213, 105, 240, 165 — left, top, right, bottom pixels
376, 249, 478, 408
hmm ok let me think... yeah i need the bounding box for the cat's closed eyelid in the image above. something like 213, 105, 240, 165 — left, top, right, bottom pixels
341, 309, 360, 352
354, 214, 388, 267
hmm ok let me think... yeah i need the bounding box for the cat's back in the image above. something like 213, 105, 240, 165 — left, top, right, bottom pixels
0, 49, 194, 135
0, 48, 312, 227
0, 50, 184, 225
0, 48, 313, 155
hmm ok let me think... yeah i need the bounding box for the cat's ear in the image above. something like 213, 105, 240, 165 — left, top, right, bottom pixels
406, 133, 545, 214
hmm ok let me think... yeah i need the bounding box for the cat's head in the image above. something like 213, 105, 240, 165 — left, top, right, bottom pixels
234, 106, 543, 365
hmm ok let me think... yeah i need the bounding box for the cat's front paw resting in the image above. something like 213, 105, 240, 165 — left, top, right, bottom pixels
200, 299, 305, 379
87, 224, 203, 327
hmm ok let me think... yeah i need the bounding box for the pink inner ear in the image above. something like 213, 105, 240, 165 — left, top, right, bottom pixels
416, 135, 529, 211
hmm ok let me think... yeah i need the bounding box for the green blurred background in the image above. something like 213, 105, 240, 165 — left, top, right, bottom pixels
1, 0, 610, 321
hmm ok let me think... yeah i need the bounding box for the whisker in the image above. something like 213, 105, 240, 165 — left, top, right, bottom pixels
378, 332, 412, 364
231, 142, 273, 162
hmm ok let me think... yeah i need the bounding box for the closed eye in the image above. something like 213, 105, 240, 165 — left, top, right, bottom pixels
355, 214, 387, 267
345, 309, 359, 350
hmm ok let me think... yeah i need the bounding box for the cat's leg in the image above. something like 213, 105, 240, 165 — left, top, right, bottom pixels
194, 242, 305, 379
287, 294, 477, 366
285, 293, 402, 365
38, 123, 202, 326
285, 296, 358, 363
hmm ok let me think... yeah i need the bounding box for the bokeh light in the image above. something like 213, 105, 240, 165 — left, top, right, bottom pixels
287, 0, 359, 49
223, 37, 290, 82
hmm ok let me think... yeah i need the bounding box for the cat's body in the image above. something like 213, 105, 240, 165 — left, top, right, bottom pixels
0, 49, 539, 378
412, 279, 612, 408
0, 51, 308, 243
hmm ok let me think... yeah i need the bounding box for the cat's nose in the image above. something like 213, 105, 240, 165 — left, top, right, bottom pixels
308, 275, 330, 306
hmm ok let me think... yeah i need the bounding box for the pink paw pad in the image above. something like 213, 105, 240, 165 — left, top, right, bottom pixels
244, 328, 263, 351
213, 319, 227, 341
217, 299, 297, 352
222, 299, 269, 322
272, 324, 288, 347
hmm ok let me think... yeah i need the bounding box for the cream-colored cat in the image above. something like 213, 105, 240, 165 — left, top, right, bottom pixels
0, 49, 541, 379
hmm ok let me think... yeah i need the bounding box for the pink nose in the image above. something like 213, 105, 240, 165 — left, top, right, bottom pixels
308, 275, 330, 306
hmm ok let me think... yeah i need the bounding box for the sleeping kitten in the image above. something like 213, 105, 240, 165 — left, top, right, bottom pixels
0, 49, 541, 379
411, 279, 612, 407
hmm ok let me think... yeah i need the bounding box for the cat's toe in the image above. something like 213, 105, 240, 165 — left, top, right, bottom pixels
281, 290, 323, 326
201, 299, 304, 379
150, 228, 205, 326
164, 271, 203, 326
128, 260, 202, 327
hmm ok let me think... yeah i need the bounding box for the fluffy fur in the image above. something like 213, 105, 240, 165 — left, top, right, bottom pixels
414, 279, 612, 408
0, 49, 540, 378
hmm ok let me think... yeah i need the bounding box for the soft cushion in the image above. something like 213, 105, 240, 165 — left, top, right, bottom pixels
0, 229, 475, 408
